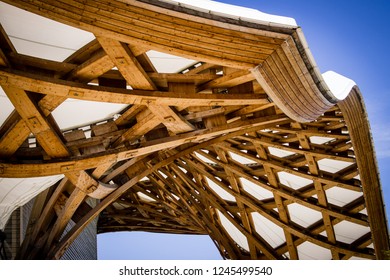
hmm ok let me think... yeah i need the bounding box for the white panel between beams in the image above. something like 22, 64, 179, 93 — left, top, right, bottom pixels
167, 0, 297, 27
0, 2, 94, 62
0, 87, 15, 128
217, 209, 249, 251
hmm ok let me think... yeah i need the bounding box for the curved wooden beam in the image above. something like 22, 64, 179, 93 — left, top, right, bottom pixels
338, 86, 390, 259
251, 36, 336, 123
87, 181, 118, 199
0, 0, 387, 261
0, 69, 269, 107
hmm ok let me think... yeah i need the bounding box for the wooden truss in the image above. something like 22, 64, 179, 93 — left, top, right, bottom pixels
0, 0, 388, 259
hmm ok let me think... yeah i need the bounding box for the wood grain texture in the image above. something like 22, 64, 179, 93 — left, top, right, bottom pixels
0, 0, 387, 260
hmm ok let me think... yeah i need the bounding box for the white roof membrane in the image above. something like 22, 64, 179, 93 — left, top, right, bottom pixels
268, 147, 296, 158
206, 178, 236, 202
323, 71, 356, 100
0, 87, 14, 127
229, 151, 257, 164
52, 99, 128, 131
309, 136, 335, 145
147, 50, 196, 73
0, 2, 94, 62
240, 178, 273, 200
277, 171, 313, 190
287, 203, 322, 227
137, 192, 156, 203
325, 186, 363, 207
168, 0, 297, 27
317, 158, 354, 173
297, 241, 332, 260
194, 151, 217, 165
333, 221, 370, 244
251, 212, 285, 248
217, 209, 249, 251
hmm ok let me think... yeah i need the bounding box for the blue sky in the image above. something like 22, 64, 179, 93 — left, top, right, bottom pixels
98, 0, 390, 260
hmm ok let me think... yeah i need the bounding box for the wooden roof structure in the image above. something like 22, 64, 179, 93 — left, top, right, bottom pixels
0, 0, 388, 259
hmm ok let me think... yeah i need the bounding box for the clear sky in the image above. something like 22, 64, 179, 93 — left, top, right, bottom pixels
97, 0, 390, 260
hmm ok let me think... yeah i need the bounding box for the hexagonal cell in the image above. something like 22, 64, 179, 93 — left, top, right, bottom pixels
268, 147, 295, 158
309, 136, 335, 145
229, 151, 257, 164
240, 178, 273, 200
333, 220, 370, 244
146, 50, 196, 73
137, 192, 156, 203
287, 203, 322, 227
325, 186, 363, 207
217, 209, 249, 251
278, 171, 312, 190
194, 151, 217, 165
297, 241, 332, 260
206, 177, 236, 202
317, 158, 354, 173
252, 212, 285, 248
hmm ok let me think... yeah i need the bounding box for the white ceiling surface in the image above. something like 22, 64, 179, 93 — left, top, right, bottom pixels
0, 2, 95, 62
51, 99, 128, 131
0, 87, 14, 125
0, 1, 371, 258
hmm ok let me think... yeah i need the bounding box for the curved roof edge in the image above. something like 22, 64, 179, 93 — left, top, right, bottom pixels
0, 0, 388, 260
158, 0, 360, 122
338, 87, 390, 259
154, 0, 356, 119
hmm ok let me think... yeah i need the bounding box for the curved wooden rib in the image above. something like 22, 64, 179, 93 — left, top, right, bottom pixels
338, 87, 390, 260
0, 69, 268, 107
87, 181, 118, 199
251, 36, 336, 123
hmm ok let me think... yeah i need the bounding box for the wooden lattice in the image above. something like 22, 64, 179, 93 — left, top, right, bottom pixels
0, 0, 388, 259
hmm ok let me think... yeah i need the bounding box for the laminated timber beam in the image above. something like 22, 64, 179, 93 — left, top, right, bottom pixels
0, 69, 270, 107
338, 87, 390, 259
